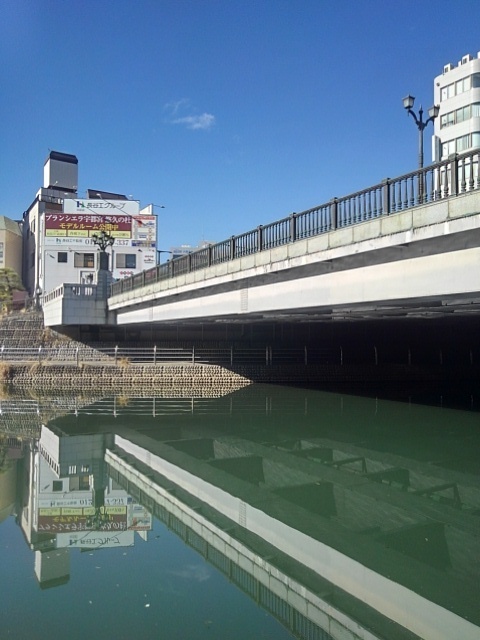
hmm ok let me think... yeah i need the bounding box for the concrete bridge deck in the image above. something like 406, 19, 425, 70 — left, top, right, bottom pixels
108, 191, 480, 325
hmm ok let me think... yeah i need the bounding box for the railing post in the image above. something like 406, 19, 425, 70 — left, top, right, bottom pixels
76, 346, 79, 367
230, 236, 236, 260
187, 253, 192, 273
38, 346, 42, 365
449, 153, 459, 196
304, 345, 308, 366
374, 346, 378, 365
330, 198, 338, 230
192, 346, 195, 364
289, 212, 297, 242
230, 345, 233, 366
0, 345, 3, 361
153, 345, 157, 365
207, 245, 213, 267
382, 178, 391, 215
115, 345, 118, 364
257, 225, 263, 251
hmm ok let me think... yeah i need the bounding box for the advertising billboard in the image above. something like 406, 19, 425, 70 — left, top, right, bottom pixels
37, 506, 128, 532
44, 212, 133, 239
44, 200, 157, 247
63, 199, 140, 216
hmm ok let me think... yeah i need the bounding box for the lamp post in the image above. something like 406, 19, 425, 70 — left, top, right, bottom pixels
91, 230, 115, 299
34, 285, 42, 310
91, 230, 115, 270
157, 249, 173, 265
402, 95, 440, 169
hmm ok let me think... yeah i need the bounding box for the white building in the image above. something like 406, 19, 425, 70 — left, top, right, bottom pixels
23, 151, 157, 300
433, 52, 480, 162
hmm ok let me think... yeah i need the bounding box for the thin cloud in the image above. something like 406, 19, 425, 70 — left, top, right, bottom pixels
164, 98, 190, 116
173, 113, 215, 130
168, 564, 211, 582
164, 99, 216, 131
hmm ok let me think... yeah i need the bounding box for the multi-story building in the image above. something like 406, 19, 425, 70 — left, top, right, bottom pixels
169, 240, 214, 261
433, 52, 480, 162
0, 215, 22, 275
23, 151, 157, 301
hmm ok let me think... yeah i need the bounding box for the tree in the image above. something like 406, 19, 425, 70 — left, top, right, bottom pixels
0, 268, 25, 312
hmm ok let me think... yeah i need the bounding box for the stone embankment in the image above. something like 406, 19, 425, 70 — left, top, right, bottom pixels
3, 362, 251, 394
0, 312, 251, 393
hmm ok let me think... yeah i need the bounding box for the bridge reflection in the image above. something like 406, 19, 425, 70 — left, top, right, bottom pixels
1, 385, 479, 639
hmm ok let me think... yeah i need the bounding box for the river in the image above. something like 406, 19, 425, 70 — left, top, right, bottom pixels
0, 382, 478, 640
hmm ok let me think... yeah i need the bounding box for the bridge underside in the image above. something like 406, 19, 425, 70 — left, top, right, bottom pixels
113, 293, 480, 325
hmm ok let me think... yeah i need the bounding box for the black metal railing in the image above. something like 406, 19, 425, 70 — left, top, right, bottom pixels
0, 344, 339, 366
111, 150, 480, 297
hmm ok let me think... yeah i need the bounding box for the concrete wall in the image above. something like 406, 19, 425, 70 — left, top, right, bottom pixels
43, 284, 113, 326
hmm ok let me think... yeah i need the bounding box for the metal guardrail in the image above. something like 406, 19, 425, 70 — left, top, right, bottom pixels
111, 150, 480, 297
1, 344, 471, 366
0, 345, 340, 366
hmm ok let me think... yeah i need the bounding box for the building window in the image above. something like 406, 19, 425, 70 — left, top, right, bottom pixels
441, 74, 479, 101
455, 76, 471, 95
69, 475, 90, 491
456, 134, 470, 152
441, 83, 455, 101
441, 133, 480, 159
52, 481, 63, 492
440, 103, 480, 129
74, 252, 95, 268
440, 111, 455, 128
58, 252, 68, 263
116, 253, 136, 269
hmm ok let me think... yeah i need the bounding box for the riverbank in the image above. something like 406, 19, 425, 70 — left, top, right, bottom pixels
1, 360, 477, 393
1, 311, 478, 392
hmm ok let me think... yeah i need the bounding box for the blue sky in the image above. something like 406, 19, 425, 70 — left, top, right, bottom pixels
1, 0, 479, 251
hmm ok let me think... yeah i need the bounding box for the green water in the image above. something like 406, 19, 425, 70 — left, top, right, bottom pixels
0, 384, 479, 640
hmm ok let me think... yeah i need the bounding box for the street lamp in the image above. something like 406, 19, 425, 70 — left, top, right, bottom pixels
34, 285, 42, 310
403, 95, 440, 168
157, 249, 173, 264
91, 230, 115, 270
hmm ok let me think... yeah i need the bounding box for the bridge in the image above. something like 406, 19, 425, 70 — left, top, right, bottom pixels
43, 151, 480, 332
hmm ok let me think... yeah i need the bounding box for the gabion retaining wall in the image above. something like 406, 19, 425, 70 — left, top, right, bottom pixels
2, 361, 467, 395
4, 363, 252, 393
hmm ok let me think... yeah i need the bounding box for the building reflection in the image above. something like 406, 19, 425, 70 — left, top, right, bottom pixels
0, 385, 479, 639
0, 414, 152, 589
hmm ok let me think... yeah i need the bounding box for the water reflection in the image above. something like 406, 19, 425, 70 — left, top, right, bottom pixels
1, 385, 479, 639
